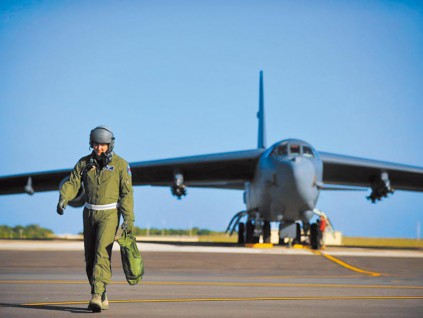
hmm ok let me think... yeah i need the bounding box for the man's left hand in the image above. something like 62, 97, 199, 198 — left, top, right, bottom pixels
122, 220, 134, 233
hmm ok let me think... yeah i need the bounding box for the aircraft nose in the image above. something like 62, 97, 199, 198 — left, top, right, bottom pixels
291, 156, 302, 163
290, 157, 319, 201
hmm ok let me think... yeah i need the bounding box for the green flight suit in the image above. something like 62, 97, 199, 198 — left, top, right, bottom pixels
59, 152, 134, 295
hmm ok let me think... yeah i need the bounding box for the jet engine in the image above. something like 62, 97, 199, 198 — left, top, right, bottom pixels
171, 172, 187, 199
59, 177, 85, 207
367, 172, 394, 203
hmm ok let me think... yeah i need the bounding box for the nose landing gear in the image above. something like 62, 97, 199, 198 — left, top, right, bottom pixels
226, 209, 333, 249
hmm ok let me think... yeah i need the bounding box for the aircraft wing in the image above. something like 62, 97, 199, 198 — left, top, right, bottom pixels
0, 149, 264, 195
319, 152, 423, 192
0, 169, 72, 195
131, 149, 264, 190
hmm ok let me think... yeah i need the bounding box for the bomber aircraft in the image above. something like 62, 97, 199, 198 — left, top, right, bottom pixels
1, 72, 423, 249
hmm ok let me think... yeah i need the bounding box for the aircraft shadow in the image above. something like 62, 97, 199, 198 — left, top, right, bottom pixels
0, 302, 91, 314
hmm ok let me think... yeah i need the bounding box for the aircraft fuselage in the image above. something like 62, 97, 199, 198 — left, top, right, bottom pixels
245, 139, 322, 223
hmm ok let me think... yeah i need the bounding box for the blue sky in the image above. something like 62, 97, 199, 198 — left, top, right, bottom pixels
0, 0, 422, 238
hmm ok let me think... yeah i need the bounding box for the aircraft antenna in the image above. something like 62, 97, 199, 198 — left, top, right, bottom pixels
257, 71, 266, 149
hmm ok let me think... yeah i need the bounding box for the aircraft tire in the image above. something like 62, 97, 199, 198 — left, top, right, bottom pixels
238, 222, 245, 244
246, 220, 254, 243
263, 221, 271, 243
310, 223, 318, 250
293, 223, 301, 245
310, 223, 320, 250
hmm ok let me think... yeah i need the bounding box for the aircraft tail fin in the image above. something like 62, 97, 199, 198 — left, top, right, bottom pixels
257, 71, 266, 149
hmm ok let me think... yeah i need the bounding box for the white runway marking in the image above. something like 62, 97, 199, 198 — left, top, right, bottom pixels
0, 240, 422, 258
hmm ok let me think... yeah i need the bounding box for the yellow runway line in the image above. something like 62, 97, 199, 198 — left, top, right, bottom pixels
22, 295, 423, 306
140, 281, 423, 290
311, 250, 383, 277
2, 280, 422, 289
252, 274, 360, 279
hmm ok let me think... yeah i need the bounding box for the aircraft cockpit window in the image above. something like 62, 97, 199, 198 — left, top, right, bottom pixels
303, 146, 314, 157
277, 145, 288, 156
290, 144, 300, 156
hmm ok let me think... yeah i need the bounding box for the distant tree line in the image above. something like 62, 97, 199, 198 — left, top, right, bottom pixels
0, 224, 221, 239
0, 224, 54, 239
132, 227, 216, 236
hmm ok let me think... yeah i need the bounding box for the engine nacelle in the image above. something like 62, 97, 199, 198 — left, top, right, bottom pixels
59, 177, 85, 208
171, 172, 187, 199
367, 172, 394, 203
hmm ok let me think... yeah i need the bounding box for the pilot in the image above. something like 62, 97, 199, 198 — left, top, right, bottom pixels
56, 126, 135, 312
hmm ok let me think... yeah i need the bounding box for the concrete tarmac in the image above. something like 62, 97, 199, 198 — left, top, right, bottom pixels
0, 241, 422, 317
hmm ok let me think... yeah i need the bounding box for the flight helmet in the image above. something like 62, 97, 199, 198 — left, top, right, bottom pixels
89, 126, 116, 166
89, 125, 115, 151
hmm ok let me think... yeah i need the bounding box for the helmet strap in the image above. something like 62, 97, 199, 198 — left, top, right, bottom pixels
93, 150, 113, 167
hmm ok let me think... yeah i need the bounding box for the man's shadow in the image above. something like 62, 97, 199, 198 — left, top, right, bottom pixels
0, 302, 92, 314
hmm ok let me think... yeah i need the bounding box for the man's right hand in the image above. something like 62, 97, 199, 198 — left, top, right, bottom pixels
56, 199, 67, 215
